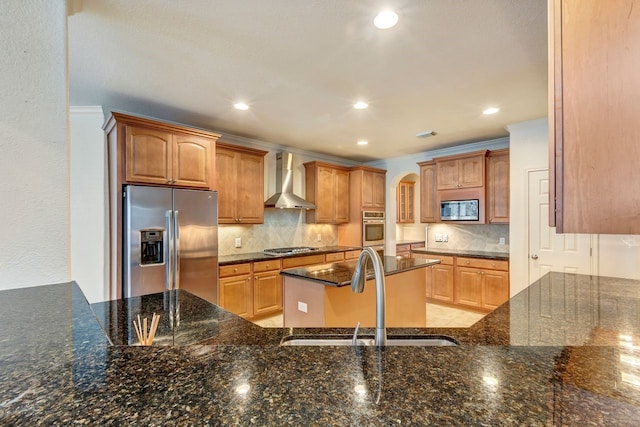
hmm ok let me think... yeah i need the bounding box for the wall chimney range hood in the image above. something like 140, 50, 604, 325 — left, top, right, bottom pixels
264, 152, 316, 210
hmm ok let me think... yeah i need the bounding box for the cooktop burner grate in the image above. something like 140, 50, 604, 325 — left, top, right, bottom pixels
263, 246, 320, 256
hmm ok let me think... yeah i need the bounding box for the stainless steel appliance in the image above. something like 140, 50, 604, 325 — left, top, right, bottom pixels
123, 185, 218, 303
362, 211, 385, 246
263, 246, 320, 256
440, 199, 479, 221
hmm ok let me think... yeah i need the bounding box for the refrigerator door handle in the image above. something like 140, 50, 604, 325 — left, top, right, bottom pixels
174, 210, 180, 290
165, 210, 174, 291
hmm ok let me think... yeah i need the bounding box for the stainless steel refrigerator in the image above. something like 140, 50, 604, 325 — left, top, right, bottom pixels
123, 185, 218, 303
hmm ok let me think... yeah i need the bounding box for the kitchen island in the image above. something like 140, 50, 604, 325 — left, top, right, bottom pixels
280, 255, 440, 328
2, 273, 640, 425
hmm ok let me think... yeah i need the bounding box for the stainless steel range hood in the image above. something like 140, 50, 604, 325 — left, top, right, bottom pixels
264, 152, 316, 210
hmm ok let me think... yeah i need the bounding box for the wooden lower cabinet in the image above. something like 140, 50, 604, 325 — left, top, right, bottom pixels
454, 257, 509, 311
220, 252, 358, 319
429, 264, 455, 303
252, 259, 283, 317
219, 263, 252, 318
414, 252, 508, 311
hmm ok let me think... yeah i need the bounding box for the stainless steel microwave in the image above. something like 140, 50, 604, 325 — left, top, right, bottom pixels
440, 199, 479, 221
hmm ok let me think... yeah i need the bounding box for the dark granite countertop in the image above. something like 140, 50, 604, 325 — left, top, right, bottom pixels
412, 247, 509, 260
219, 245, 361, 265
280, 255, 440, 287
395, 240, 425, 246
2, 272, 640, 424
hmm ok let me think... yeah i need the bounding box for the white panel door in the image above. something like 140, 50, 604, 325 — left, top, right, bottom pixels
528, 169, 593, 284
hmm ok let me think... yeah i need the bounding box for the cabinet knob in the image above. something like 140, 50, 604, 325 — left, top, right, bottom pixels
466, 261, 470, 265
491, 263, 496, 267
233, 268, 238, 272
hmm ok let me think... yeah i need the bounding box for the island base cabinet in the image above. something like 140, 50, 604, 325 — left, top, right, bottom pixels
283, 268, 426, 328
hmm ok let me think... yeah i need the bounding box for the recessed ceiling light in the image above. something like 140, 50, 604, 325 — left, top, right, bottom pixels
353, 101, 368, 110
234, 102, 249, 111
374, 10, 398, 29
357, 140, 369, 146
483, 107, 500, 115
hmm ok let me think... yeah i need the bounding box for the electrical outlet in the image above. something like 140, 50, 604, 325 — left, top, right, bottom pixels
234, 237, 242, 248
499, 237, 506, 245
317, 233, 322, 242
435, 233, 443, 242
297, 301, 308, 313
443, 234, 449, 242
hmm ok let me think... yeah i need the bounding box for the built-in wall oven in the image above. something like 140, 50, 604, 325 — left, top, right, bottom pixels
362, 211, 385, 257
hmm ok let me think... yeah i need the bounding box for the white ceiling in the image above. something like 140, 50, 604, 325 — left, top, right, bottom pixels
68, 0, 548, 162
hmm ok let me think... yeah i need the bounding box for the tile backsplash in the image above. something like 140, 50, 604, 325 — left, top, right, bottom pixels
426, 223, 509, 253
218, 209, 338, 255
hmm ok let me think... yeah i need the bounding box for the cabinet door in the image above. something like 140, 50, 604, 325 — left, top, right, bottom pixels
436, 159, 459, 190
372, 172, 386, 208
125, 125, 173, 185
419, 162, 438, 223
487, 151, 509, 223
455, 267, 483, 308
236, 152, 264, 223
431, 264, 454, 303
215, 147, 238, 223
253, 271, 283, 317
362, 171, 386, 208
173, 134, 211, 188
482, 270, 509, 310
334, 169, 350, 223
458, 155, 484, 188
219, 274, 252, 318
425, 266, 433, 298
397, 182, 407, 223
550, 0, 640, 234
407, 183, 415, 222
315, 166, 336, 223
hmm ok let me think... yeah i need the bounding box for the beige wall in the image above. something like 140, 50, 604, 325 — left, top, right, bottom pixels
0, 1, 69, 290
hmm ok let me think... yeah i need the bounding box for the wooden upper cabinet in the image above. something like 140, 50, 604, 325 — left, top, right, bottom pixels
216, 142, 267, 224
124, 124, 214, 189
549, 0, 640, 234
487, 149, 509, 224
396, 181, 415, 223
173, 134, 212, 188
418, 161, 437, 223
125, 126, 172, 185
362, 170, 386, 209
435, 151, 486, 190
304, 161, 350, 224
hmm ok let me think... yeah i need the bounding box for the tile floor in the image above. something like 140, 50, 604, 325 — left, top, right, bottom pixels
252, 303, 486, 329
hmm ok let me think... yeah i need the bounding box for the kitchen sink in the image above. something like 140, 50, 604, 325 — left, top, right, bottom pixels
280, 334, 459, 347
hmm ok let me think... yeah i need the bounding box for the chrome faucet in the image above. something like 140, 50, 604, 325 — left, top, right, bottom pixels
351, 246, 387, 346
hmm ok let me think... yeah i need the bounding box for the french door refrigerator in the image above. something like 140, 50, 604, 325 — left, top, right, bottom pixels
123, 185, 218, 304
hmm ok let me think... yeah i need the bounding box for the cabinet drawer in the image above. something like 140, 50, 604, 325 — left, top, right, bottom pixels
253, 259, 282, 273
219, 263, 251, 278
419, 254, 454, 265
345, 250, 361, 260
456, 257, 508, 271
282, 254, 326, 268
324, 252, 345, 262
410, 242, 425, 250
396, 244, 411, 253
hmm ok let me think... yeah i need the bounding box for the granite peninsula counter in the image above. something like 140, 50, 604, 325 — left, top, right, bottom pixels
2, 272, 640, 425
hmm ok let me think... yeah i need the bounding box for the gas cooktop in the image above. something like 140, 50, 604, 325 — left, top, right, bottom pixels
263, 247, 320, 256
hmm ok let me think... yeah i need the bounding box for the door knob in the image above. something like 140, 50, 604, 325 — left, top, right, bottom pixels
531, 254, 539, 260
